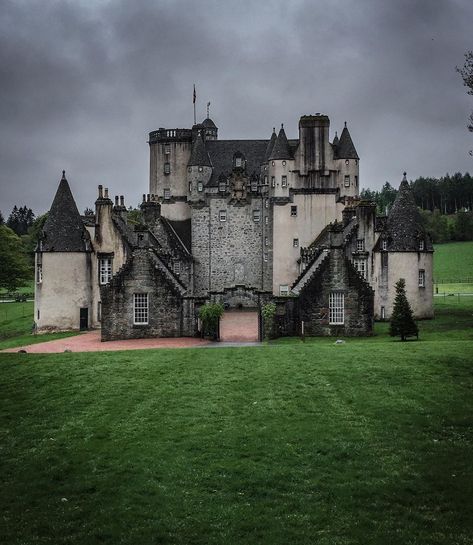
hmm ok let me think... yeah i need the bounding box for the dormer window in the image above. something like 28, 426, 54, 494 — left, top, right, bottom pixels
219, 181, 226, 193
382, 239, 388, 251
235, 158, 242, 168
419, 240, 425, 251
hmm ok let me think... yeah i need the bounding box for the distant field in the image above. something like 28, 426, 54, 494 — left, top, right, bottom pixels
434, 241, 473, 282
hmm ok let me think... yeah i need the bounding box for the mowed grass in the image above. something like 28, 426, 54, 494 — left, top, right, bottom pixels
1, 299, 473, 544
434, 241, 473, 282
0, 302, 77, 350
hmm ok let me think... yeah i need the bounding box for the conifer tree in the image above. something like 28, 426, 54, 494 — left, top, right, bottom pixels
389, 278, 419, 341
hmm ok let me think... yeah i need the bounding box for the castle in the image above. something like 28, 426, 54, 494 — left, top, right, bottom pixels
34, 113, 433, 340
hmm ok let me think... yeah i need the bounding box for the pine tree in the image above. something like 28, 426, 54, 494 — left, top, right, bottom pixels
389, 278, 419, 341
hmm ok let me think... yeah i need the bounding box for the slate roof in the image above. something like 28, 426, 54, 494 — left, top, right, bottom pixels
202, 117, 217, 128
41, 172, 90, 252
164, 218, 192, 254
263, 129, 277, 162
205, 139, 269, 186
382, 175, 433, 252
189, 133, 212, 167
332, 132, 339, 146
269, 126, 293, 160
336, 125, 359, 159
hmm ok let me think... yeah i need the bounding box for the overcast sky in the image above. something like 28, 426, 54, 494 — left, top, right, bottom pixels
1, 0, 472, 216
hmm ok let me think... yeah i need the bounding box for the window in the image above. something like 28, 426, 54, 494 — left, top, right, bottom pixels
419, 240, 425, 251
98, 301, 102, 322
279, 285, 289, 296
219, 181, 226, 193
291, 206, 297, 217
329, 292, 344, 325
164, 143, 170, 155
382, 239, 388, 251
345, 160, 349, 166
251, 180, 258, 192
281, 175, 287, 188
271, 176, 275, 188
265, 216, 269, 225
419, 269, 425, 288
353, 258, 367, 279
164, 188, 171, 200
198, 166, 203, 172
355, 175, 358, 187
198, 181, 203, 192
356, 239, 365, 251
164, 162, 170, 174
344, 175, 350, 187
293, 238, 299, 248
219, 210, 227, 222
36, 263, 42, 284
235, 157, 242, 168
173, 261, 181, 275
265, 199, 269, 209
264, 175, 268, 185
253, 209, 261, 222
99, 257, 112, 285
133, 293, 149, 325
189, 181, 192, 193
381, 306, 385, 320
263, 252, 268, 262
265, 237, 269, 246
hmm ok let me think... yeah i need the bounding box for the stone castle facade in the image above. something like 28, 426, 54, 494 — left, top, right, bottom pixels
34, 113, 434, 340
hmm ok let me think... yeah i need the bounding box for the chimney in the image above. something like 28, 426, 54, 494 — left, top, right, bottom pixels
298, 114, 330, 175
140, 196, 161, 226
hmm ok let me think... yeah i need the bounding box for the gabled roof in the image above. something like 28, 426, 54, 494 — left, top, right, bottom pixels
189, 132, 212, 167
336, 124, 359, 159
263, 129, 277, 162
382, 174, 433, 252
269, 125, 292, 160
41, 171, 90, 252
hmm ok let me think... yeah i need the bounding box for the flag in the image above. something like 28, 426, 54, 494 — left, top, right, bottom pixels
193, 85, 196, 104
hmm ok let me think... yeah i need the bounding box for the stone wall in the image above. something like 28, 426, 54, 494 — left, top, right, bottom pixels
298, 248, 374, 336
101, 250, 194, 341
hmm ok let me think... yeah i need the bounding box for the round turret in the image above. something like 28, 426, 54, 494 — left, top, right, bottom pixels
202, 117, 218, 140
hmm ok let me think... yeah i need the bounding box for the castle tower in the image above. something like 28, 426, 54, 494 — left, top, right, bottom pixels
187, 131, 213, 200
373, 173, 434, 319
35, 171, 93, 331
335, 122, 359, 198
148, 127, 193, 220
202, 117, 218, 140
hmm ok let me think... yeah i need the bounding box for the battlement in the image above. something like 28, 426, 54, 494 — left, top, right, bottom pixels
148, 128, 193, 144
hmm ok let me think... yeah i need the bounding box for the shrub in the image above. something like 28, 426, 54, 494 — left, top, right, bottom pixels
262, 302, 276, 340
199, 303, 224, 340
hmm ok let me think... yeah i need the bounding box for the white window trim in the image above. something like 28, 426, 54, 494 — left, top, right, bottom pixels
197, 181, 203, 192
356, 239, 365, 252
133, 293, 149, 325
329, 292, 344, 325
253, 210, 261, 222
418, 269, 425, 288
219, 210, 227, 222
99, 257, 112, 285
279, 285, 289, 296
344, 175, 350, 187
281, 175, 287, 188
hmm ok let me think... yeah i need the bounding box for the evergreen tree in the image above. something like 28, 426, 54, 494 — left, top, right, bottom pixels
389, 279, 419, 341
0, 210, 4, 225
6, 205, 35, 236
0, 225, 31, 291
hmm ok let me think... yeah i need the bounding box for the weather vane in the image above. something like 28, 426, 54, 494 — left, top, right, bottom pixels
207, 102, 210, 119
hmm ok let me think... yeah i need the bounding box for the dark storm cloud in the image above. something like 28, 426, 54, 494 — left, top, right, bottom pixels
0, 0, 472, 216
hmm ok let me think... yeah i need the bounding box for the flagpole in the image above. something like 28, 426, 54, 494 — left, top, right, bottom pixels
193, 84, 196, 125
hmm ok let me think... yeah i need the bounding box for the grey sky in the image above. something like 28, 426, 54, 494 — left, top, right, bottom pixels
1, 0, 472, 216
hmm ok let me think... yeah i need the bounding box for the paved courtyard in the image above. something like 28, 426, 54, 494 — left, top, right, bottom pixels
2, 330, 210, 353
219, 311, 259, 342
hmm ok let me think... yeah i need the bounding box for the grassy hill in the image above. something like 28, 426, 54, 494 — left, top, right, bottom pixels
0, 297, 472, 544
434, 241, 473, 282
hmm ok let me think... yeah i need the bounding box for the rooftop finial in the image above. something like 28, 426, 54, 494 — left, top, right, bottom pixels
61, 170, 66, 180
344, 121, 347, 128
207, 101, 210, 119
403, 172, 407, 181
273, 127, 276, 133
281, 123, 284, 129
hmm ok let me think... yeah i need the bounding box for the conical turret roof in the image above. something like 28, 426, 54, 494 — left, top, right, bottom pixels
332, 131, 339, 146
202, 117, 217, 129
41, 171, 90, 252
269, 125, 292, 160
263, 128, 277, 162
337, 123, 359, 159
384, 173, 433, 252
188, 132, 212, 167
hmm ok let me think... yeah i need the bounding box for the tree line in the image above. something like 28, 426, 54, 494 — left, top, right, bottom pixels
361, 172, 473, 243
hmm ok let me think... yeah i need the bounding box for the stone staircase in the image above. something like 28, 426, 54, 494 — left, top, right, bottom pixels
291, 249, 330, 295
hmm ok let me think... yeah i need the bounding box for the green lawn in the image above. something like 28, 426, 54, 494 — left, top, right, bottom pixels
0, 301, 77, 350
434, 241, 473, 282
0, 299, 472, 544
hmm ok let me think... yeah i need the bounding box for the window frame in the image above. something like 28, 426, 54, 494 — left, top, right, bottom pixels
99, 257, 112, 285
133, 293, 149, 325
291, 206, 297, 217
219, 210, 227, 222
418, 269, 425, 288
356, 239, 365, 252
329, 291, 345, 325
279, 285, 289, 296
293, 238, 299, 248
163, 188, 171, 200
164, 162, 170, 175
281, 175, 287, 188
253, 209, 261, 222
197, 181, 203, 192
344, 175, 350, 187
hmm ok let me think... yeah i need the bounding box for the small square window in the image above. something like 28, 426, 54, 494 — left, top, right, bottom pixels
282, 160, 286, 166
293, 238, 299, 248
164, 188, 171, 200
418, 269, 425, 288
198, 181, 203, 192
356, 239, 365, 251
344, 175, 350, 187
164, 162, 170, 174
164, 143, 170, 155
219, 210, 227, 222
253, 210, 261, 222
281, 175, 287, 188
279, 285, 289, 296
198, 166, 203, 172
291, 206, 297, 217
